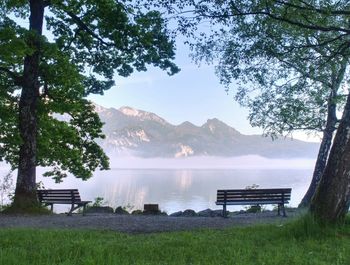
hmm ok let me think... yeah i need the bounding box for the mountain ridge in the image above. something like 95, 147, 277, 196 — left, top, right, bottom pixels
94, 104, 319, 159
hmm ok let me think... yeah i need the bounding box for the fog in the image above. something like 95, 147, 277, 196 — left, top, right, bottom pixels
107, 155, 316, 170
0, 155, 316, 173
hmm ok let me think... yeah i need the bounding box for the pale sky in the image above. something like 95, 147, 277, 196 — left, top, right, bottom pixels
89, 41, 255, 131
88, 40, 320, 142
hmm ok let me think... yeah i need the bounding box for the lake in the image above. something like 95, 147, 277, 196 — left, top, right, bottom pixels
35, 167, 313, 214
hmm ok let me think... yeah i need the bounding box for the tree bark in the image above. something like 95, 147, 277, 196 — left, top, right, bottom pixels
298, 91, 337, 207
299, 59, 347, 208
310, 93, 350, 223
13, 0, 45, 209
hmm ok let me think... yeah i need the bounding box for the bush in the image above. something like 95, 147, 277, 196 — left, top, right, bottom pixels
245, 205, 262, 213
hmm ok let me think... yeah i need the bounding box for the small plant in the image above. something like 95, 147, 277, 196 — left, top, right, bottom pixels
0, 171, 14, 210
92, 197, 106, 207
244, 184, 263, 213
245, 184, 259, 190
123, 204, 134, 212
246, 205, 262, 213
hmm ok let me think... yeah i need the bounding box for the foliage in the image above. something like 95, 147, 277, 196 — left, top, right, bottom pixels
122, 203, 135, 212
245, 205, 262, 213
172, 0, 350, 138
245, 184, 259, 190
0, 0, 179, 182
0, 171, 14, 210
91, 196, 105, 207
0, 218, 349, 264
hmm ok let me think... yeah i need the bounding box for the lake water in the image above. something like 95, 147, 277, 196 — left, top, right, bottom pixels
35, 168, 313, 213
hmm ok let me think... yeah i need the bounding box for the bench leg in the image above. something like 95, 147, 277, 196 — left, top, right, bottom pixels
67, 204, 88, 216
223, 204, 227, 218
282, 204, 287, 217
67, 204, 75, 216
83, 204, 87, 216
277, 204, 287, 217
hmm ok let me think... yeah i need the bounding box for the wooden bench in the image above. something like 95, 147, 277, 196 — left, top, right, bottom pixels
216, 188, 291, 217
37, 189, 91, 216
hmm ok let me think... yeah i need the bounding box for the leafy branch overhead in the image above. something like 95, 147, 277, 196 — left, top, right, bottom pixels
167, 0, 350, 138
0, 0, 179, 183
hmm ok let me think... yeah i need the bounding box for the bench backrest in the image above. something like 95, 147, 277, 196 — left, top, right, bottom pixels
216, 188, 291, 204
37, 189, 82, 203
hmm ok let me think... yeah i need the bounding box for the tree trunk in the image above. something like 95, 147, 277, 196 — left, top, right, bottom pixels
299, 129, 334, 208
13, 0, 45, 209
299, 59, 347, 208
298, 91, 337, 208
310, 93, 350, 223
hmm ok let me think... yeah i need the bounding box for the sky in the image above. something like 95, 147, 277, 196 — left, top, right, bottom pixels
88, 42, 242, 130
12, 12, 319, 142
88, 40, 320, 142
89, 41, 253, 129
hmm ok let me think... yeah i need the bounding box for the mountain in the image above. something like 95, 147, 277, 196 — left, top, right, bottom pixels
95, 104, 319, 158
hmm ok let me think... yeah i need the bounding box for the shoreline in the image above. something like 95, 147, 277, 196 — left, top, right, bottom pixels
0, 209, 302, 234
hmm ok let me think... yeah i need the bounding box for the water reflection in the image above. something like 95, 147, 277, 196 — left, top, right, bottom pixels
175, 170, 193, 191
35, 168, 313, 213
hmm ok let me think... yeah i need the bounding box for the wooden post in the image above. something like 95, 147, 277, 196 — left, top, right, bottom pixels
144, 204, 159, 213
282, 191, 287, 217
223, 191, 227, 217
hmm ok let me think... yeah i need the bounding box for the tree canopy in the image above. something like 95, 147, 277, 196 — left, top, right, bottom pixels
168, 0, 348, 137
0, 0, 179, 209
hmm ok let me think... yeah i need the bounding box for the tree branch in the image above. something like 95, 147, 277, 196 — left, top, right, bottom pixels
191, 2, 350, 34
275, 0, 350, 16
63, 10, 112, 47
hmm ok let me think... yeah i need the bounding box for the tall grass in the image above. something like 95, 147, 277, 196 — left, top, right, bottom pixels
0, 216, 349, 265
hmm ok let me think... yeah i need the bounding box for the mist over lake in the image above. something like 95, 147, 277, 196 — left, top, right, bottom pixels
32, 156, 315, 213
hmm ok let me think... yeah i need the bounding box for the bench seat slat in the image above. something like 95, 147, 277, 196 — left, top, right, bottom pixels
216, 188, 292, 217
217, 188, 291, 192
41, 196, 80, 201
38, 193, 80, 196
216, 199, 291, 204
217, 191, 291, 195
37, 189, 91, 216
37, 189, 79, 192
217, 193, 290, 198
41, 200, 90, 204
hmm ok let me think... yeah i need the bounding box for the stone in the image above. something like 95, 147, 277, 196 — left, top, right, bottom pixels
131, 210, 143, 215
213, 210, 224, 217
85, 206, 114, 214
115, 206, 129, 215
169, 211, 183, 217
197, 209, 213, 217
197, 208, 222, 217
182, 209, 197, 217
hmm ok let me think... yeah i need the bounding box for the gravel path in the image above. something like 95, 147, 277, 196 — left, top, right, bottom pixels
0, 210, 300, 234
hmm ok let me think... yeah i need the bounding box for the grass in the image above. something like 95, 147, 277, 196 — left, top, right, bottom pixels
0, 216, 349, 265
